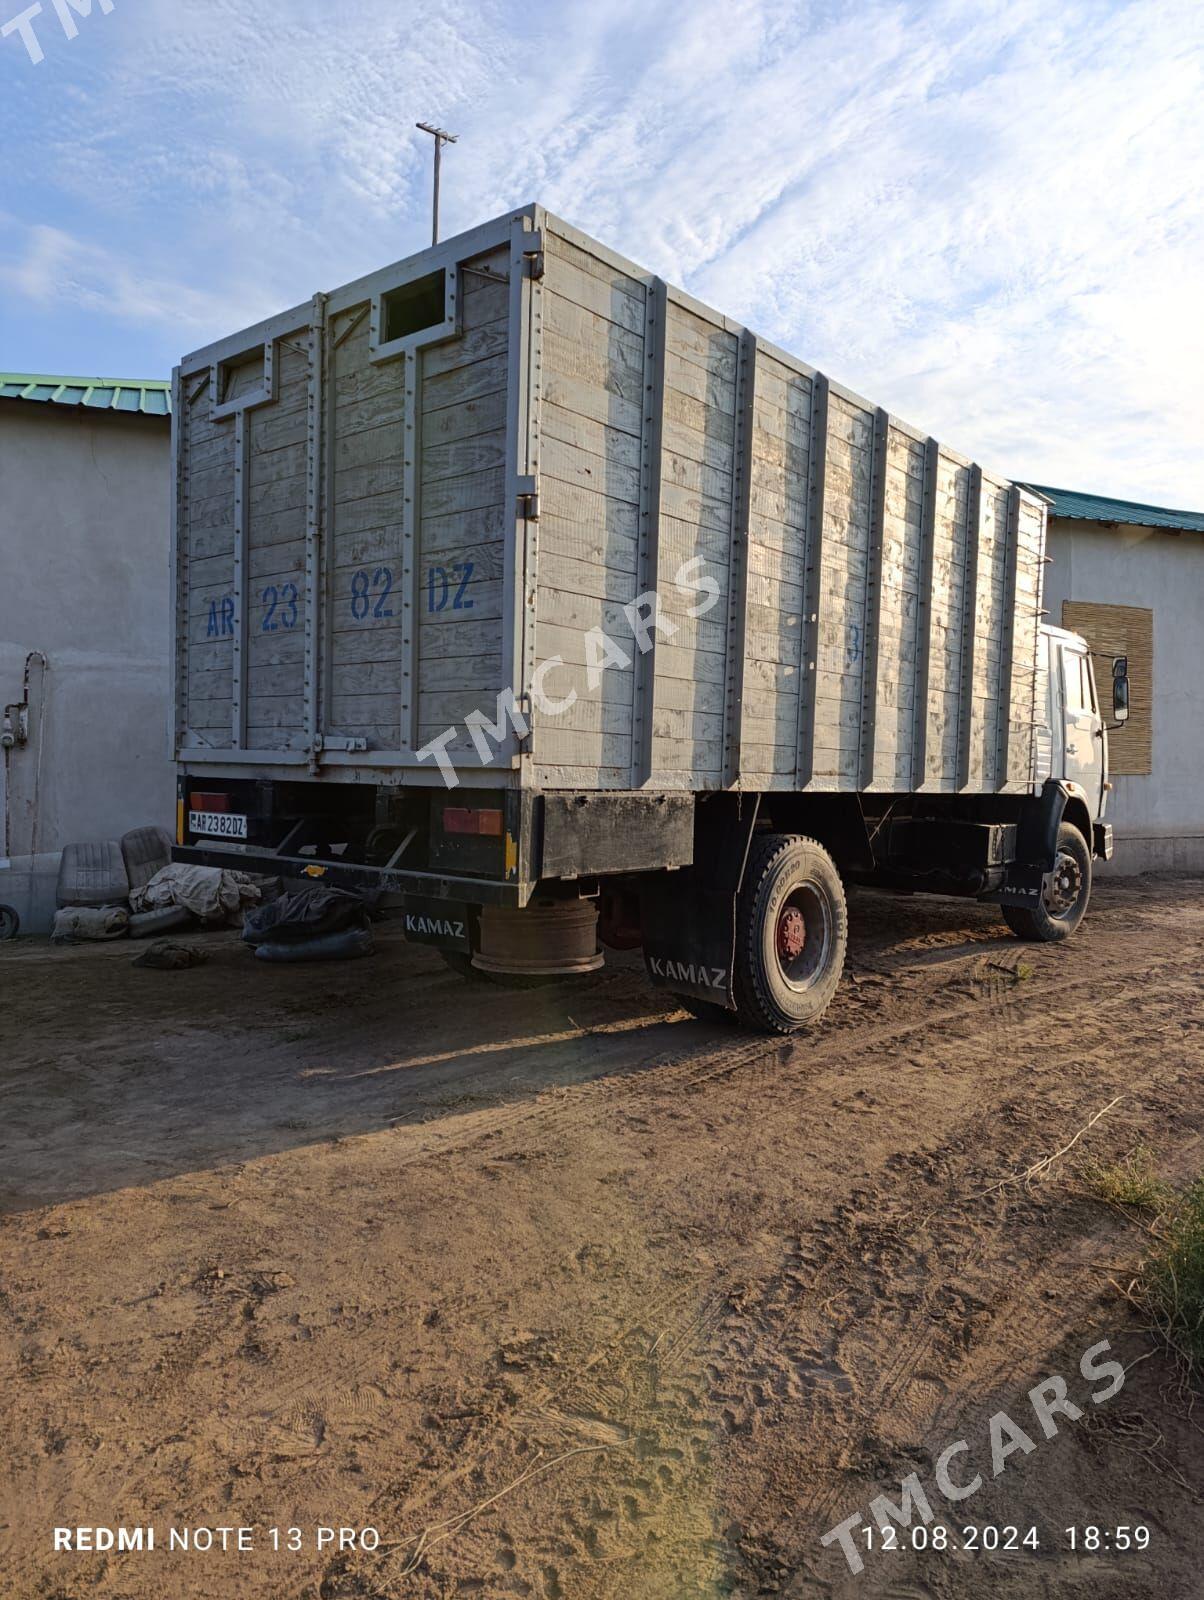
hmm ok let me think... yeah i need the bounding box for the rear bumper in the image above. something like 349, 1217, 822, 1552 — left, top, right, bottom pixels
172, 843, 525, 906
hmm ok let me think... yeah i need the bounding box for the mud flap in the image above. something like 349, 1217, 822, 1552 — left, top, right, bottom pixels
1022, 778, 1071, 871
983, 779, 1069, 906
640, 797, 760, 1010
994, 863, 1046, 908
402, 896, 472, 952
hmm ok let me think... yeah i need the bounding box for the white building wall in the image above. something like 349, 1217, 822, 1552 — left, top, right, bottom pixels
0, 400, 173, 931
1045, 517, 1204, 874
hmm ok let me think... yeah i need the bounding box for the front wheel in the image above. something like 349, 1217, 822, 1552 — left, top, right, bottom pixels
733, 834, 847, 1033
1002, 822, 1092, 942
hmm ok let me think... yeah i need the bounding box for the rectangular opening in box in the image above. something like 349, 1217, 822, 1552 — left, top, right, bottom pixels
382, 270, 446, 343
220, 346, 265, 404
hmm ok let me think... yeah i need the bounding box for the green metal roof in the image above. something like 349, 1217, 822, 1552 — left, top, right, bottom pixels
0, 372, 171, 416
1024, 483, 1204, 534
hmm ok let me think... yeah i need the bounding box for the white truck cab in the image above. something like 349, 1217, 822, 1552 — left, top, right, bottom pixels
1002, 622, 1129, 945
1037, 622, 1129, 827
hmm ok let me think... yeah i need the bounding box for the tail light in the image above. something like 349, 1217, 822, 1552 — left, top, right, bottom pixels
190, 792, 229, 811
442, 807, 503, 837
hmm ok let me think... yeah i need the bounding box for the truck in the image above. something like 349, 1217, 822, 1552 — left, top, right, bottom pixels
170, 203, 1130, 1031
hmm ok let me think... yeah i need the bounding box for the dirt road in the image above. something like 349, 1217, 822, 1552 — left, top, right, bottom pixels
1, 876, 1202, 1599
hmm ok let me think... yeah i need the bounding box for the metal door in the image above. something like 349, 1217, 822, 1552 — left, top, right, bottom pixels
1060, 641, 1103, 816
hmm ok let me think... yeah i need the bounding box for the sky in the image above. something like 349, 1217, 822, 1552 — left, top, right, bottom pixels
2, 0, 1202, 505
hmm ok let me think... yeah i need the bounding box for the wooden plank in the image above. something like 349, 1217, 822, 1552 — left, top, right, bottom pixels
666, 300, 738, 381
416, 385, 506, 449
542, 330, 644, 407
422, 431, 507, 485
539, 510, 639, 577
537, 552, 639, 604
541, 368, 642, 438
419, 498, 506, 557
421, 351, 508, 414
545, 260, 644, 336
546, 228, 645, 303
663, 350, 735, 412
541, 434, 640, 506
544, 294, 643, 379
541, 402, 642, 471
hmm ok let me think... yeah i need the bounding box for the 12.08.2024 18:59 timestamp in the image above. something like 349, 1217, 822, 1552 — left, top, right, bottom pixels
859, 1524, 1151, 1554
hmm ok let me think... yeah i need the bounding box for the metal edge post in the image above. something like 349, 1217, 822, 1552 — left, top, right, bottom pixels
858, 406, 890, 789
722, 329, 757, 789
503, 213, 538, 770
632, 276, 667, 789
305, 294, 325, 759
909, 436, 940, 790
170, 364, 186, 761
994, 483, 1023, 790
231, 408, 248, 749
955, 462, 984, 791
400, 348, 419, 753
795, 372, 830, 789
319, 304, 340, 759
523, 214, 545, 760
1029, 497, 1049, 790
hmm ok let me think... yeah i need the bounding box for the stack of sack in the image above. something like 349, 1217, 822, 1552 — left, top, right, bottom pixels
51, 827, 275, 943
242, 886, 374, 962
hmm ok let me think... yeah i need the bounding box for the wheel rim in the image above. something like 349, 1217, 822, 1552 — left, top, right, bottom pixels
773, 881, 833, 991
1042, 850, 1083, 919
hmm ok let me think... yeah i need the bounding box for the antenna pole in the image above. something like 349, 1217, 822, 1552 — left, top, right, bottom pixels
416, 122, 458, 245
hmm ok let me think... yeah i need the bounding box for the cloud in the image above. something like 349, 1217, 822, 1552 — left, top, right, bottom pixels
4, 0, 1202, 501
0, 219, 236, 338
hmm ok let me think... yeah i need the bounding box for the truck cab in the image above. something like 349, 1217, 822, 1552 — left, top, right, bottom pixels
1038, 622, 1127, 844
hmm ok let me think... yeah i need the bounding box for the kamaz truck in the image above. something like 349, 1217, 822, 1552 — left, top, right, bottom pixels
170, 204, 1129, 1031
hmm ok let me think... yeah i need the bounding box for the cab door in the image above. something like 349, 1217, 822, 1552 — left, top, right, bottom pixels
1060, 642, 1103, 817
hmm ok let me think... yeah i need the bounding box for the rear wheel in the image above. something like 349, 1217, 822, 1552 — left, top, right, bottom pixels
733, 834, 847, 1033
1003, 822, 1091, 942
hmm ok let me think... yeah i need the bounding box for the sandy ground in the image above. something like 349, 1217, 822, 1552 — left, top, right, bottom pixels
1, 875, 1202, 1600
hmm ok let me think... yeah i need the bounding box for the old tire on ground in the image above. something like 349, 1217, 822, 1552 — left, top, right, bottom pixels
733, 833, 847, 1034
1003, 821, 1092, 943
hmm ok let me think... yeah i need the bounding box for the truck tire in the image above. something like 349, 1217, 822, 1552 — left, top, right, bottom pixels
733, 834, 847, 1033
1003, 822, 1091, 943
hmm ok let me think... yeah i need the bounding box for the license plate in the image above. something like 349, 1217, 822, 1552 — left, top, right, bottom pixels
189, 810, 247, 840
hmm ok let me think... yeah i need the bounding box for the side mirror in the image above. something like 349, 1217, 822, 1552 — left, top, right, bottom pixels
1112, 657, 1130, 724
